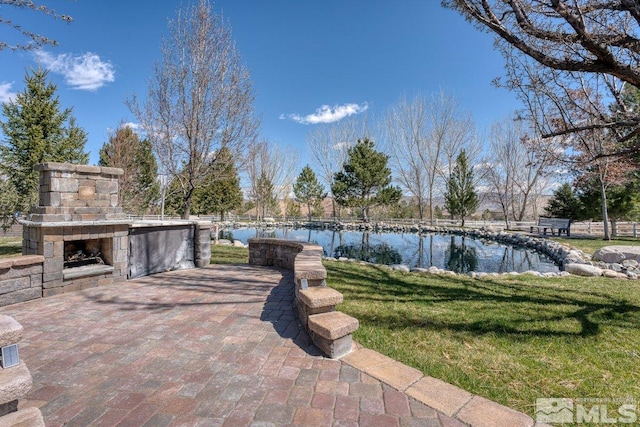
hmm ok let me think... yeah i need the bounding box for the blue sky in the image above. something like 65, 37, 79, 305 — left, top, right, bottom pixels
0, 1, 521, 167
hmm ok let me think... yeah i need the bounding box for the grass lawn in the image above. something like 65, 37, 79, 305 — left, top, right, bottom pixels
211, 245, 640, 418
326, 260, 640, 417
548, 236, 640, 255
210, 244, 249, 265
0, 237, 22, 259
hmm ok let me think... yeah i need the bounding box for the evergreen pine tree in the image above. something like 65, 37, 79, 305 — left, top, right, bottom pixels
99, 125, 160, 215
331, 138, 402, 221
192, 147, 243, 219
255, 173, 278, 218
0, 68, 88, 219
544, 183, 582, 219
293, 165, 326, 219
135, 139, 161, 212
444, 150, 478, 226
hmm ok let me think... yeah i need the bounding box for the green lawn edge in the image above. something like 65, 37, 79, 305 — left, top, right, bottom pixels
211, 245, 640, 419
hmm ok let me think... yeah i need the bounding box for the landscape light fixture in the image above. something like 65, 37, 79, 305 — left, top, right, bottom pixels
0, 344, 19, 369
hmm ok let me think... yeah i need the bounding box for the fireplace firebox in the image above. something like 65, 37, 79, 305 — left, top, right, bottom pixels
64, 239, 112, 269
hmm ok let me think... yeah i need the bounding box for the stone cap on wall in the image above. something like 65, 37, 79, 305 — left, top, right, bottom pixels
0, 315, 23, 348
20, 219, 132, 228
130, 220, 213, 229
34, 162, 123, 176
0, 255, 44, 270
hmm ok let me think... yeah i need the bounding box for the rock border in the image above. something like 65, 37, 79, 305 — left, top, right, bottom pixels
222, 221, 637, 280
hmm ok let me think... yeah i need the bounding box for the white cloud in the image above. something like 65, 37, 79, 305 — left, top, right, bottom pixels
122, 122, 142, 131
35, 50, 115, 91
0, 82, 17, 103
106, 122, 144, 135
281, 102, 368, 125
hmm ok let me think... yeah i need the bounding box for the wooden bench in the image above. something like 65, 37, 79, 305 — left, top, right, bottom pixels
530, 218, 572, 237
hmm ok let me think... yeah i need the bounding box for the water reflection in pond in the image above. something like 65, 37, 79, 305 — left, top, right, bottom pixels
225, 227, 560, 274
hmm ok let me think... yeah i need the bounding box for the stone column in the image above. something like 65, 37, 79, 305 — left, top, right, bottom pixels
194, 222, 212, 268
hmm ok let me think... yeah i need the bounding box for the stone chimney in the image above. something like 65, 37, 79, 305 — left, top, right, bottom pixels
29, 162, 125, 222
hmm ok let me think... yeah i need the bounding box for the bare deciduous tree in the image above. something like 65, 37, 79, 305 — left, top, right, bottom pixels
555, 84, 635, 239
246, 140, 298, 219
383, 95, 430, 220
480, 117, 556, 228
128, 0, 259, 219
383, 91, 476, 223
443, 0, 640, 149
1, 0, 73, 51
502, 55, 634, 238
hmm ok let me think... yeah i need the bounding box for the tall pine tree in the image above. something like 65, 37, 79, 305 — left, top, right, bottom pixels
99, 125, 160, 215
544, 183, 582, 220
444, 150, 478, 227
0, 68, 88, 219
294, 165, 326, 219
192, 147, 243, 219
332, 138, 402, 221
254, 172, 278, 219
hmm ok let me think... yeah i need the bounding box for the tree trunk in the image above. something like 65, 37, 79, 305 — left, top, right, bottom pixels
418, 197, 425, 221
428, 185, 434, 225
182, 193, 192, 220
611, 219, 618, 239
600, 179, 611, 240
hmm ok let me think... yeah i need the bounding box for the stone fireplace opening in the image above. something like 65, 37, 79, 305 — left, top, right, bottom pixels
64, 238, 112, 269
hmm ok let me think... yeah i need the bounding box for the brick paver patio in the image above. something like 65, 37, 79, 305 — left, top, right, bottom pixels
0, 264, 534, 426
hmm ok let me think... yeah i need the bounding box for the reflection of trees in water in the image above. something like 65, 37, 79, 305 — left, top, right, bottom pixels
496, 245, 542, 273
445, 236, 478, 274
255, 229, 277, 238
333, 232, 402, 265
219, 230, 234, 241
413, 235, 434, 268
329, 230, 345, 258
231, 227, 559, 273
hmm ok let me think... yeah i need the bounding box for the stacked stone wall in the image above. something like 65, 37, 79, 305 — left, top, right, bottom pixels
0, 256, 44, 307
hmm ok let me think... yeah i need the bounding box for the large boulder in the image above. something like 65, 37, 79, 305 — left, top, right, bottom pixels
565, 263, 603, 277
593, 246, 640, 264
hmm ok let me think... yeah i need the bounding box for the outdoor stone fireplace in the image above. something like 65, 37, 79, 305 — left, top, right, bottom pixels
18, 162, 211, 299
21, 163, 131, 296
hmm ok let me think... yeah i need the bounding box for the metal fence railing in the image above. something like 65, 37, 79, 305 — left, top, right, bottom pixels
6, 217, 637, 239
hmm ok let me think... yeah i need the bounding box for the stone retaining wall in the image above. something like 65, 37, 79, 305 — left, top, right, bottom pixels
248, 238, 358, 358
0, 256, 44, 307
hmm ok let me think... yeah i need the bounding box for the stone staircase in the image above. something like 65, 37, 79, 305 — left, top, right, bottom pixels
0, 315, 44, 426
248, 238, 358, 358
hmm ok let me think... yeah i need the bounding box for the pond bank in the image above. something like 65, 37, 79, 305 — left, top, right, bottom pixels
217, 220, 639, 280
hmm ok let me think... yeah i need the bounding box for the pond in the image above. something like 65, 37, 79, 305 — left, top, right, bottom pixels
222, 227, 561, 274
